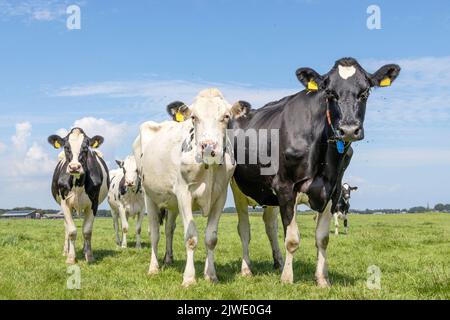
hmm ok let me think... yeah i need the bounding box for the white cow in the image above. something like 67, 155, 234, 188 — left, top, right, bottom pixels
133, 88, 246, 286
108, 155, 146, 248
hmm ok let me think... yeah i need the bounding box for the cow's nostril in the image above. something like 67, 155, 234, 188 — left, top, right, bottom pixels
339, 129, 345, 136
354, 128, 361, 136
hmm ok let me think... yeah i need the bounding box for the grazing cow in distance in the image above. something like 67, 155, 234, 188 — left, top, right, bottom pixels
133, 88, 248, 287
48, 128, 109, 264
230, 57, 400, 286
108, 155, 145, 248
333, 183, 357, 235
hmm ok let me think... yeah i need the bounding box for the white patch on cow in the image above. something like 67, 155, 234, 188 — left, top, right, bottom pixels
68, 129, 85, 165
338, 65, 356, 80
342, 183, 350, 190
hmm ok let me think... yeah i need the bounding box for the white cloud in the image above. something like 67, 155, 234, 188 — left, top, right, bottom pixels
53, 79, 296, 108
0, 122, 55, 180
0, 0, 84, 22
355, 147, 450, 167
11, 121, 32, 151
0, 141, 6, 154
56, 117, 130, 166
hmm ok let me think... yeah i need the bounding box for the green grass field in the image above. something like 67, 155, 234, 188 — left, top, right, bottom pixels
0, 213, 449, 300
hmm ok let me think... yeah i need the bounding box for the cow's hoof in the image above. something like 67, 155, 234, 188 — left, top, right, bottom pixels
241, 268, 253, 277
66, 256, 76, 265
204, 274, 218, 284
163, 254, 174, 266
273, 259, 284, 271
148, 266, 159, 276
85, 254, 95, 263
121, 245, 127, 249
280, 274, 294, 284
316, 277, 331, 288
182, 277, 197, 288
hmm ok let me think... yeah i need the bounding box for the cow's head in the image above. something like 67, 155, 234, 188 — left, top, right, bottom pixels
48, 128, 104, 176
116, 155, 140, 191
167, 88, 250, 164
296, 57, 401, 142
342, 183, 358, 200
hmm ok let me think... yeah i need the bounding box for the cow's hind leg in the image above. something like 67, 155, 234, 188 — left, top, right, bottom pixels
135, 211, 145, 249
62, 201, 77, 264
177, 191, 198, 287
83, 208, 95, 263
263, 206, 284, 271
164, 210, 177, 266
147, 197, 161, 275
231, 180, 252, 276
63, 221, 69, 256
315, 201, 332, 288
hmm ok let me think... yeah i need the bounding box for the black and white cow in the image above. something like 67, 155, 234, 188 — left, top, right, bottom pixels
333, 183, 357, 235
230, 57, 400, 286
108, 155, 145, 248
48, 128, 109, 264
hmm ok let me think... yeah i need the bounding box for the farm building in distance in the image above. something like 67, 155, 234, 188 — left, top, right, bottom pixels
0, 210, 40, 219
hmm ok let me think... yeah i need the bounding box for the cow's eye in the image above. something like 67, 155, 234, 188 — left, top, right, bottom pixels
359, 89, 370, 100
191, 116, 197, 122
326, 90, 339, 100
222, 114, 230, 122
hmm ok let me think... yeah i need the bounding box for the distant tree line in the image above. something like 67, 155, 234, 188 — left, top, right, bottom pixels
1, 204, 450, 216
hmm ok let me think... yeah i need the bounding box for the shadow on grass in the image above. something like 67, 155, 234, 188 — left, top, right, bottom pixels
160, 257, 356, 286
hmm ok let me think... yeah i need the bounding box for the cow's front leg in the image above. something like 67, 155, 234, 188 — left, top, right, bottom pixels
231, 180, 252, 276
315, 201, 332, 288
178, 191, 198, 287
119, 206, 128, 248
164, 210, 177, 266
263, 206, 284, 271
135, 211, 145, 249
279, 193, 299, 284
204, 194, 226, 283
334, 212, 340, 236
343, 215, 348, 234
83, 208, 95, 263
111, 209, 121, 246
146, 198, 160, 275
63, 221, 69, 256
62, 201, 77, 264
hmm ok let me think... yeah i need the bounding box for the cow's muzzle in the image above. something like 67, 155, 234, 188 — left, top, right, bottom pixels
337, 124, 364, 142
68, 163, 82, 175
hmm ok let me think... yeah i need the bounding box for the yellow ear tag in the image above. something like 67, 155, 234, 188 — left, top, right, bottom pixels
307, 80, 318, 91
92, 141, 99, 149
175, 111, 185, 122
54, 141, 61, 149
380, 77, 391, 87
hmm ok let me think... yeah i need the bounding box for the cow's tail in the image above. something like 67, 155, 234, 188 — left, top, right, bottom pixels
158, 209, 168, 225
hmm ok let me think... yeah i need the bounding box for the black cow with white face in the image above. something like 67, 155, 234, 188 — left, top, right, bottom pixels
48, 128, 109, 264
334, 183, 358, 235
230, 57, 400, 287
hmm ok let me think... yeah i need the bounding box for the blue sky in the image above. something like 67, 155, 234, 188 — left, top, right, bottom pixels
0, 0, 449, 210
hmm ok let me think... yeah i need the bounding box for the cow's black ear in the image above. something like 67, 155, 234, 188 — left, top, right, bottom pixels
90, 136, 104, 149
48, 135, 64, 149
351, 186, 358, 191
370, 64, 401, 87
167, 101, 190, 122
231, 101, 251, 119
296, 68, 324, 91
116, 160, 124, 168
